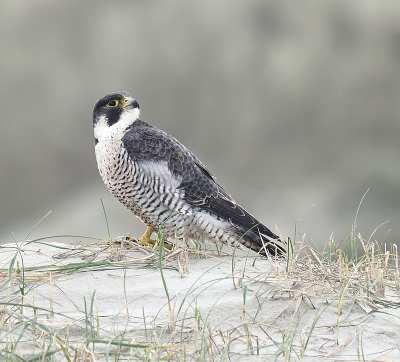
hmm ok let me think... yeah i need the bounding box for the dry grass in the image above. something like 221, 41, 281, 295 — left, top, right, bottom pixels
1, 227, 400, 361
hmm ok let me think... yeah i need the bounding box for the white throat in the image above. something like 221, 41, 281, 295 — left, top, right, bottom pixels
94, 108, 140, 142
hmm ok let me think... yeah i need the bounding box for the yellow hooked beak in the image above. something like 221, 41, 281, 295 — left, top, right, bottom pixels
122, 97, 135, 109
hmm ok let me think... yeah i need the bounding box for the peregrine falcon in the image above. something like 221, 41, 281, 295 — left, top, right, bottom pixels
93, 91, 286, 256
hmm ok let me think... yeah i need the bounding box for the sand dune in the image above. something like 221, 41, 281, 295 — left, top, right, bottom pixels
1, 239, 400, 360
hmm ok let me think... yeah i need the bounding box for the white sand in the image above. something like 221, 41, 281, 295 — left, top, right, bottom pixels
1, 240, 400, 361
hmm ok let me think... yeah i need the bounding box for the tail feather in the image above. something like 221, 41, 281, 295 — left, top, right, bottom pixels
197, 191, 286, 256
236, 226, 287, 256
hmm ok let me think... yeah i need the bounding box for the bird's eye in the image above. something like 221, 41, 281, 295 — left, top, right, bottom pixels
106, 100, 119, 107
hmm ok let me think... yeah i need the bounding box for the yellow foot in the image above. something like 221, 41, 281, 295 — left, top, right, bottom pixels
136, 225, 173, 250
139, 225, 156, 245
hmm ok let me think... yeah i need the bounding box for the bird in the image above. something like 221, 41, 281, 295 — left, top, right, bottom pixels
93, 91, 286, 256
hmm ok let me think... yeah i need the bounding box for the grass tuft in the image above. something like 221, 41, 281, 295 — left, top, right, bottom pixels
1, 219, 400, 360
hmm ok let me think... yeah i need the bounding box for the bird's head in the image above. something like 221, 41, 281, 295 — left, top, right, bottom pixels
93, 91, 140, 143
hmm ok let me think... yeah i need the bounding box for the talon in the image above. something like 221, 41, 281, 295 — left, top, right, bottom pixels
135, 226, 173, 250
161, 241, 173, 250
142, 238, 157, 246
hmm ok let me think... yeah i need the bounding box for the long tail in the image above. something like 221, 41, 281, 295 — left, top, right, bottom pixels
200, 191, 287, 256
236, 224, 287, 256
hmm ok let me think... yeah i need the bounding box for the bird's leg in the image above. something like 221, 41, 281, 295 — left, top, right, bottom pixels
136, 225, 173, 250
139, 225, 156, 246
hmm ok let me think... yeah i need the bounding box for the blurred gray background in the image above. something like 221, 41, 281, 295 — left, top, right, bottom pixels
1, 1, 399, 249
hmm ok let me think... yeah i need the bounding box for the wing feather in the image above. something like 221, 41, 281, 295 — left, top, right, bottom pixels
122, 119, 286, 255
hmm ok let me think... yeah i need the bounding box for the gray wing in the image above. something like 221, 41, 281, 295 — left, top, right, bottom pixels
122, 120, 285, 255
122, 119, 230, 202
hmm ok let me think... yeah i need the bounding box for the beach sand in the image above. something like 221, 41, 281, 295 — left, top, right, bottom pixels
1, 239, 400, 361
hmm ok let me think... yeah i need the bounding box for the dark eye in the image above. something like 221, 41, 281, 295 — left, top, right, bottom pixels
106, 99, 119, 107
